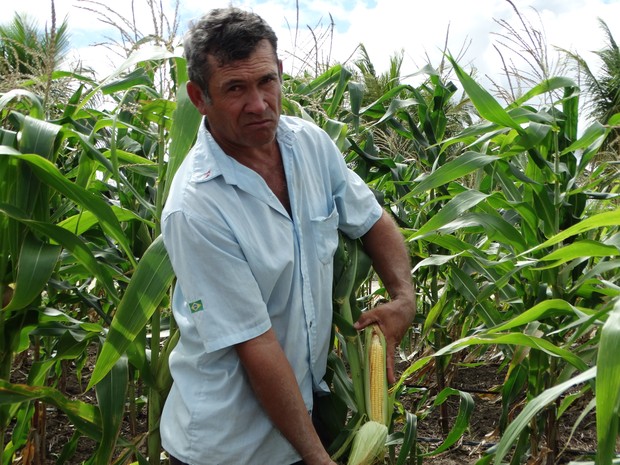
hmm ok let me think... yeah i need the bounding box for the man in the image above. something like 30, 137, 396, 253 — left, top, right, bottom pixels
161, 7, 415, 465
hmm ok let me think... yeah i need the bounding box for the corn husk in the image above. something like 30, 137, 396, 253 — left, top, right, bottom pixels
347, 420, 388, 465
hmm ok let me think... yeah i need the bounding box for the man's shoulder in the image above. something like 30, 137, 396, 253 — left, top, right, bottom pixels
278, 115, 332, 148
279, 114, 323, 134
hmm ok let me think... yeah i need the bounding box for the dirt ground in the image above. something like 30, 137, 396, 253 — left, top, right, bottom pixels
8, 348, 601, 465
401, 360, 599, 465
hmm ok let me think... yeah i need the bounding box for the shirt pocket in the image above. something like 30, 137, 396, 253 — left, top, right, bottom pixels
311, 206, 340, 265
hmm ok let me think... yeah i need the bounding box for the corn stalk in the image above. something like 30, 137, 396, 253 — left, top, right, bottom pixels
331, 234, 417, 465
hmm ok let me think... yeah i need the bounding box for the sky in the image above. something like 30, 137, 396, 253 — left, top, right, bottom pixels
5, 0, 620, 91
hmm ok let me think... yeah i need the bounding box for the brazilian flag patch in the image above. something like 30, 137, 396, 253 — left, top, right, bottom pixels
189, 300, 205, 313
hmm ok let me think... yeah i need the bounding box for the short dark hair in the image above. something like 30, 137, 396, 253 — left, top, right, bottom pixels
183, 7, 279, 96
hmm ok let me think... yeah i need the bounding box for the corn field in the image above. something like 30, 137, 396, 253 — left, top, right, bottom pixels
1, 5, 620, 465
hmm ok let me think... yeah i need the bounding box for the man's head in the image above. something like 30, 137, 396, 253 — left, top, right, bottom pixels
183, 8, 283, 153
183, 7, 279, 98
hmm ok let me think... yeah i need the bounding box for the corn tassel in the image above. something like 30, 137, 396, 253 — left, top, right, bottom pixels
365, 325, 389, 426
346, 420, 388, 465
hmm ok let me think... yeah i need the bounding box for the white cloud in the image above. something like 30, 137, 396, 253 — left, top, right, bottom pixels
6, 0, 620, 87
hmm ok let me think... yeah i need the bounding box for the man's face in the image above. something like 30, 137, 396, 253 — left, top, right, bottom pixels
190, 40, 282, 152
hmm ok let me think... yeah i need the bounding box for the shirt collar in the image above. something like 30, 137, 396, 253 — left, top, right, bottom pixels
189, 120, 234, 184
189, 115, 304, 185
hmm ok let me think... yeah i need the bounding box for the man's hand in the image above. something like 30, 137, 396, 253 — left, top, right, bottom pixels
354, 296, 415, 384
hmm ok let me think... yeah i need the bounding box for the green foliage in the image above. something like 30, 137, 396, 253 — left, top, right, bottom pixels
284, 41, 619, 463
0, 40, 191, 463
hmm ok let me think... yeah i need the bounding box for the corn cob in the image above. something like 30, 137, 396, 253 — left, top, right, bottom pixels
365, 324, 389, 426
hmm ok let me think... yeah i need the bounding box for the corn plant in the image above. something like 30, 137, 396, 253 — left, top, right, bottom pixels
0, 41, 200, 464
328, 234, 418, 465
392, 56, 620, 463
294, 43, 619, 462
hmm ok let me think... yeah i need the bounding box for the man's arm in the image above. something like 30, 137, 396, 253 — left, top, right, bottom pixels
356, 210, 416, 384
236, 329, 337, 465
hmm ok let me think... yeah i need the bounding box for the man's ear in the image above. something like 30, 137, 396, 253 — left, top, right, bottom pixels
278, 59, 284, 82
186, 81, 209, 115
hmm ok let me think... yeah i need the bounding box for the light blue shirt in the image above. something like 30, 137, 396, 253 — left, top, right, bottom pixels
160, 115, 382, 465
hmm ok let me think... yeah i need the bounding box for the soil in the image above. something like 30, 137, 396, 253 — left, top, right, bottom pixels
398, 359, 599, 465
8, 348, 149, 465
7, 348, 601, 465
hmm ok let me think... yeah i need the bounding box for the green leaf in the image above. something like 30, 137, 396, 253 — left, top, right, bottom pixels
0, 379, 103, 440
535, 239, 620, 269
58, 206, 151, 237
94, 357, 129, 465
327, 351, 358, 415
596, 300, 620, 465
435, 333, 588, 372
360, 84, 417, 117
3, 152, 137, 268
88, 236, 174, 388
18, 116, 61, 161
162, 79, 202, 203
438, 212, 527, 253
101, 68, 153, 95
372, 98, 420, 127
348, 81, 365, 131
525, 209, 620, 255
422, 288, 449, 338
101, 148, 158, 168
0, 89, 43, 119
424, 388, 474, 456
562, 120, 607, 157
531, 184, 557, 238
492, 367, 596, 465
0, 203, 119, 302
509, 76, 576, 108
295, 64, 346, 96
323, 119, 349, 151
488, 300, 582, 334
447, 56, 521, 132
409, 151, 500, 196
326, 66, 352, 118
77, 44, 181, 111
394, 411, 418, 465
3, 233, 61, 311
409, 190, 489, 240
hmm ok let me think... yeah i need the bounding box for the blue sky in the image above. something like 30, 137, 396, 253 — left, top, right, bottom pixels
6, 0, 620, 87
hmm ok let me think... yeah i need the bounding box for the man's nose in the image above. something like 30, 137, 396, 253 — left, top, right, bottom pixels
244, 87, 268, 113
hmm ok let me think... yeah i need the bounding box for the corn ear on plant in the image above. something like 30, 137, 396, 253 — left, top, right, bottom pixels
365, 325, 390, 426
330, 234, 417, 465
344, 325, 392, 465
309, 27, 619, 460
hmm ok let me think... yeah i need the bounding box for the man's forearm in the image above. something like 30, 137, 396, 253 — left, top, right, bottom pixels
358, 210, 416, 383
361, 210, 415, 305
236, 329, 336, 465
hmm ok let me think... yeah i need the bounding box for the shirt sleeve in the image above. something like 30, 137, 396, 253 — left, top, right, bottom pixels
162, 209, 271, 353
335, 167, 383, 239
